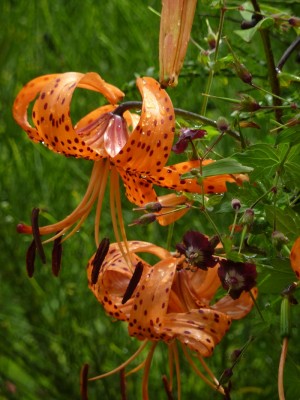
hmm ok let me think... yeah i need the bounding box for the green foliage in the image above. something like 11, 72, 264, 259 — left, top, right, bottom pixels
1, 0, 300, 400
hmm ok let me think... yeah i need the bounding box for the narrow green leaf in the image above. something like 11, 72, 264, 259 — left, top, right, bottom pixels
278, 72, 300, 87
200, 158, 253, 177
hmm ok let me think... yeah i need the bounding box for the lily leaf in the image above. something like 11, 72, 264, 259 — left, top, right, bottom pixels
275, 125, 300, 146
234, 144, 279, 181
200, 158, 253, 177
258, 258, 295, 294
265, 205, 300, 240
234, 18, 274, 42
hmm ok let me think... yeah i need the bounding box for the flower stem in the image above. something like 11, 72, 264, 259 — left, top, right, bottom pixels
250, 0, 282, 123
278, 337, 288, 400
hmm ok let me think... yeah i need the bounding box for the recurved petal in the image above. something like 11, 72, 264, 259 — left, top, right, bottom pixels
113, 77, 175, 174
149, 159, 239, 195
176, 267, 221, 308
87, 241, 172, 321
156, 193, 190, 226
31, 72, 124, 159
14, 72, 124, 159
87, 244, 134, 321
211, 288, 258, 320
128, 258, 178, 340
162, 308, 232, 357
117, 170, 157, 206
290, 237, 300, 280
13, 74, 59, 142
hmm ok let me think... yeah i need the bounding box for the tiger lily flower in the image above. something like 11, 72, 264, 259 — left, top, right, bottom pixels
159, 0, 198, 87
86, 239, 257, 399
13, 72, 239, 272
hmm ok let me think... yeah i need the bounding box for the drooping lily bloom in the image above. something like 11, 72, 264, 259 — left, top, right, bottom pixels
159, 0, 198, 87
13, 72, 240, 267
87, 240, 257, 399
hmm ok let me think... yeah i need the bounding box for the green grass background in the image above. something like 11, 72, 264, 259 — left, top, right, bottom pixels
1, 1, 300, 399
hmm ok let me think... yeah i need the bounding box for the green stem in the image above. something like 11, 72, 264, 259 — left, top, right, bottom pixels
250, 290, 265, 321
238, 225, 248, 253
250, 0, 282, 123
202, 209, 222, 245
230, 211, 239, 239
200, 4, 227, 116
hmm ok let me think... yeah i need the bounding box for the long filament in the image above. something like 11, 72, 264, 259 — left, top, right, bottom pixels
89, 340, 149, 381
142, 342, 157, 400
40, 160, 105, 238
180, 344, 225, 396
172, 342, 181, 400
94, 159, 110, 247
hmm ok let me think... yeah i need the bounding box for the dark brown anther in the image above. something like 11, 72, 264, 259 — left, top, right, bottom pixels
162, 375, 173, 400
31, 208, 46, 264
26, 240, 36, 278
91, 238, 110, 284
52, 234, 62, 277
80, 363, 89, 400
122, 262, 144, 304
120, 367, 127, 400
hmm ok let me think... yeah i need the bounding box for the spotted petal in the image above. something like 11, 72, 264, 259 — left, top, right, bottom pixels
13, 72, 124, 159
212, 288, 258, 320
162, 308, 231, 357
128, 258, 177, 340
113, 77, 175, 175
87, 241, 171, 321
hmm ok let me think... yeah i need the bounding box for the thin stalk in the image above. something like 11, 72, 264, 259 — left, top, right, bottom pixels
278, 337, 288, 400
251, 0, 282, 123
201, 5, 227, 116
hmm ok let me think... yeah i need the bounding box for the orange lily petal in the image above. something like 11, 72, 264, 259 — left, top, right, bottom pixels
113, 77, 175, 175
13, 72, 124, 159
118, 159, 239, 209
89, 240, 256, 352
87, 241, 171, 321
290, 236, 300, 279
13, 74, 59, 142
212, 288, 258, 320
128, 257, 177, 340
162, 308, 231, 357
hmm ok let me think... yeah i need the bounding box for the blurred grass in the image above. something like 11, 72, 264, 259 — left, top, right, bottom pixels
1, 1, 300, 399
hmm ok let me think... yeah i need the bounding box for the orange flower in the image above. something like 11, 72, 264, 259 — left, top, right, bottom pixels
87, 240, 257, 398
13, 72, 239, 270
159, 0, 198, 87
